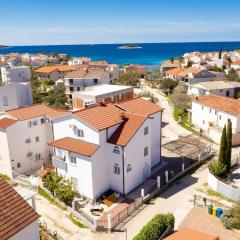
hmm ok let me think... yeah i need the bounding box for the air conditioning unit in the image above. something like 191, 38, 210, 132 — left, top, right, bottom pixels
27, 152, 33, 158
25, 138, 31, 144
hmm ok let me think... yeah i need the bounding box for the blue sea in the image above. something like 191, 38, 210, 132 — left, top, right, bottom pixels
1, 42, 240, 66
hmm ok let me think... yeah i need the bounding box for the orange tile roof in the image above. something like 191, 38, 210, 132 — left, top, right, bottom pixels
232, 60, 240, 65
193, 95, 240, 115
7, 104, 69, 121
165, 67, 183, 75
108, 113, 146, 146
49, 137, 99, 157
74, 104, 123, 131
177, 67, 202, 77
164, 228, 219, 240
116, 98, 162, 116
0, 178, 40, 240
0, 118, 17, 129
36, 65, 76, 74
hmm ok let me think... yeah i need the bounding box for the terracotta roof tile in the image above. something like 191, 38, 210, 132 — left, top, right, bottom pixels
232, 60, 240, 65
165, 67, 183, 75
108, 113, 146, 146
7, 104, 69, 121
116, 98, 162, 116
36, 65, 76, 74
194, 95, 240, 115
74, 104, 123, 131
0, 178, 40, 240
49, 137, 99, 157
164, 228, 219, 240
0, 117, 17, 129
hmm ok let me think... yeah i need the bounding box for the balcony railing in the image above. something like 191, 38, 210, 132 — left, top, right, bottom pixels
52, 155, 67, 171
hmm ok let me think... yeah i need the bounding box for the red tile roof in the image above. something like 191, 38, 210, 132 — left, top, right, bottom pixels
232, 60, 240, 65
108, 113, 146, 146
0, 178, 40, 240
193, 95, 240, 115
116, 97, 162, 116
164, 228, 219, 240
36, 65, 76, 74
7, 104, 69, 121
74, 104, 123, 131
49, 137, 99, 157
0, 117, 17, 129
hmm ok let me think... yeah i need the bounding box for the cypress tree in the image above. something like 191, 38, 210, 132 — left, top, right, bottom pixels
218, 125, 227, 168
226, 120, 232, 173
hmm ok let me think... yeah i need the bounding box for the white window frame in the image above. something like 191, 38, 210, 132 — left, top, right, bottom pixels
127, 164, 132, 172
113, 146, 120, 154
144, 127, 149, 135
77, 129, 84, 138
70, 156, 77, 164
35, 136, 40, 143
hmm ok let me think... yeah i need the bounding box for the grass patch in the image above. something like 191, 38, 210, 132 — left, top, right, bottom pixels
206, 188, 236, 203
38, 187, 66, 210
0, 173, 11, 181
68, 213, 86, 228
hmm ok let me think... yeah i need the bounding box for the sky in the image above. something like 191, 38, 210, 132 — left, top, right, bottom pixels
1, 0, 240, 46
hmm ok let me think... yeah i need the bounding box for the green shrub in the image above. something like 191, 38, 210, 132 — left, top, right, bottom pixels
55, 179, 75, 205
208, 160, 226, 177
133, 213, 174, 240
221, 205, 240, 230
44, 172, 62, 195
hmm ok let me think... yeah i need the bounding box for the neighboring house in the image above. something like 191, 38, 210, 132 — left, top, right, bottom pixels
192, 95, 240, 145
72, 84, 133, 110
68, 57, 90, 66
64, 69, 110, 99
0, 178, 40, 240
165, 67, 216, 84
231, 60, 240, 71
49, 98, 162, 200
165, 228, 219, 240
160, 60, 181, 74
123, 65, 148, 77
0, 82, 33, 111
1, 65, 31, 83
188, 81, 240, 98
0, 104, 69, 178
35, 65, 76, 81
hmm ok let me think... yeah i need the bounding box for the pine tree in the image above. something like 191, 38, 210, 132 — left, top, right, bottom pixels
226, 120, 232, 173
218, 125, 227, 169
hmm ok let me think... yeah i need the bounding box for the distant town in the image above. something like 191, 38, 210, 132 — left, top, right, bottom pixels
1, 48, 240, 240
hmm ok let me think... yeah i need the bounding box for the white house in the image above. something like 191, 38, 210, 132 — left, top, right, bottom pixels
1, 65, 31, 83
192, 95, 240, 145
68, 57, 90, 66
64, 69, 110, 99
72, 84, 133, 110
0, 104, 69, 178
188, 81, 240, 98
0, 82, 33, 111
49, 98, 162, 200
0, 178, 40, 240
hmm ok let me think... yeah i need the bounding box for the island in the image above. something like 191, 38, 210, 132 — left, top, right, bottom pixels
0, 45, 9, 49
118, 44, 142, 49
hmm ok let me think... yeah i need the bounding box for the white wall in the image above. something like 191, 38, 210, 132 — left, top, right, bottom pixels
1, 66, 31, 83
192, 102, 239, 133
0, 82, 33, 111
0, 115, 53, 177
10, 221, 39, 240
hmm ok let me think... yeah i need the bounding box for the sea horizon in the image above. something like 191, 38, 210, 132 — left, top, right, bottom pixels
1, 41, 240, 66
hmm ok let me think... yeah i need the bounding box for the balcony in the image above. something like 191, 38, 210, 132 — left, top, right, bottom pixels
52, 155, 67, 171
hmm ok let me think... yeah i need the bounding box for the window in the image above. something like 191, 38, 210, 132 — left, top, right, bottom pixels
209, 108, 211, 113
70, 87, 74, 92
219, 115, 222, 120
17, 162, 21, 168
28, 121, 32, 128
203, 120, 205, 124
144, 147, 148, 157
127, 164, 132, 172
41, 118, 45, 124
202, 106, 204, 110
113, 146, 120, 154
77, 87, 80, 91
93, 79, 98, 84
69, 79, 73, 85
144, 127, 149, 135
77, 129, 84, 138
35, 136, 40, 142
114, 164, 120, 174
3, 96, 8, 106
35, 154, 41, 160
33, 120, 38, 126
70, 156, 77, 164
